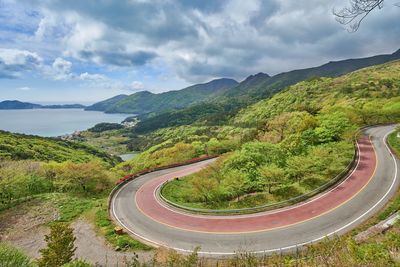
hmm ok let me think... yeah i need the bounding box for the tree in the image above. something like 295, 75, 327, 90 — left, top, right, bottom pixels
261, 112, 316, 143
333, 0, 394, 31
314, 112, 352, 143
263, 113, 292, 143
259, 164, 285, 193
191, 176, 218, 203
222, 170, 248, 201
37, 223, 76, 267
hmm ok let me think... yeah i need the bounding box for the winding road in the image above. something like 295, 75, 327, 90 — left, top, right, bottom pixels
110, 125, 399, 255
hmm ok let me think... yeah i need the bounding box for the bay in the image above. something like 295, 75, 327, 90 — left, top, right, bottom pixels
0, 109, 129, 137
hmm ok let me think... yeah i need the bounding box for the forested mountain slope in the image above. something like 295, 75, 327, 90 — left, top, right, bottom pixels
134, 49, 400, 133
85, 94, 128, 112
234, 60, 400, 126
86, 78, 238, 114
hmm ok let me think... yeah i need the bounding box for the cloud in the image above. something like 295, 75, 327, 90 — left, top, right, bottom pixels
6, 0, 400, 85
16, 86, 32, 91
78, 72, 141, 92
78, 72, 107, 81
78, 50, 157, 67
51, 57, 73, 80
130, 81, 145, 90
0, 48, 42, 79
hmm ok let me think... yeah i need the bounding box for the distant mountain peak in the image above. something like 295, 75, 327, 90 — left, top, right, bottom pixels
200, 78, 238, 88
393, 48, 400, 56
243, 72, 270, 82
135, 90, 153, 95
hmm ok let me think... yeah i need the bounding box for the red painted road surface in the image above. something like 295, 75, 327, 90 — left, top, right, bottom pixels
135, 137, 375, 233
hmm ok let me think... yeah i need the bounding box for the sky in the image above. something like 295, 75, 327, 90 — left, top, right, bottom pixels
0, 0, 399, 104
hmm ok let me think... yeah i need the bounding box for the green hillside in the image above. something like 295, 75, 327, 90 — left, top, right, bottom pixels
150, 60, 400, 210
85, 94, 128, 112
0, 130, 120, 165
86, 78, 238, 114
133, 49, 400, 133
234, 61, 400, 126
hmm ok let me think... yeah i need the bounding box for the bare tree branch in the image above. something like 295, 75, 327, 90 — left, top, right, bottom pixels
333, 0, 385, 32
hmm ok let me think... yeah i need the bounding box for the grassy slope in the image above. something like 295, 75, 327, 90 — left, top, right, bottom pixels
161, 61, 400, 210
78, 129, 132, 155
0, 130, 120, 165
388, 128, 400, 158
234, 61, 400, 126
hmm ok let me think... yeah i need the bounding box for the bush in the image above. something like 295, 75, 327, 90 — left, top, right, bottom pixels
44, 161, 114, 194
0, 160, 115, 210
0, 243, 34, 267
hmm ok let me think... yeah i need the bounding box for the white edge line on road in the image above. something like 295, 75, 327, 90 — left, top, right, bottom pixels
111, 127, 398, 256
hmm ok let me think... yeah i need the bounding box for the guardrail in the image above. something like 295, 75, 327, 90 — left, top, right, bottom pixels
157, 142, 359, 215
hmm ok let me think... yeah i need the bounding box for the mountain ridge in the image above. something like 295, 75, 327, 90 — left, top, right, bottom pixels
132, 49, 400, 133
86, 78, 239, 114
0, 100, 86, 110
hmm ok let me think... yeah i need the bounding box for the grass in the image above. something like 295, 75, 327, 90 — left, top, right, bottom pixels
79, 129, 131, 155
388, 129, 400, 158
374, 129, 400, 222
37, 193, 98, 222
0, 243, 35, 267
93, 200, 152, 251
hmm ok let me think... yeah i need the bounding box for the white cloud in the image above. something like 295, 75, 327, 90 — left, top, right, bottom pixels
0, 48, 42, 78
78, 72, 137, 92
78, 72, 107, 81
130, 81, 144, 90
16, 86, 32, 91
51, 57, 73, 80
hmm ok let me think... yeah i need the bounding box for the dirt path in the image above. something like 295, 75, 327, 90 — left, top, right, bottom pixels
72, 219, 153, 266
0, 200, 153, 266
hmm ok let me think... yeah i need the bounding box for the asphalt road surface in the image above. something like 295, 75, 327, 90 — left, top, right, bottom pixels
110, 125, 399, 255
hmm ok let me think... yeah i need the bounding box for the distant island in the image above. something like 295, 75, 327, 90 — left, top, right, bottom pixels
0, 100, 86, 110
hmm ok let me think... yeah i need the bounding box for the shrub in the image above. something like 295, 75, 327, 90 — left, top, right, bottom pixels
0, 243, 34, 267
37, 223, 76, 267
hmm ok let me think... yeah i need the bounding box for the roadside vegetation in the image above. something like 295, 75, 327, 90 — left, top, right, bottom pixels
388, 127, 400, 158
